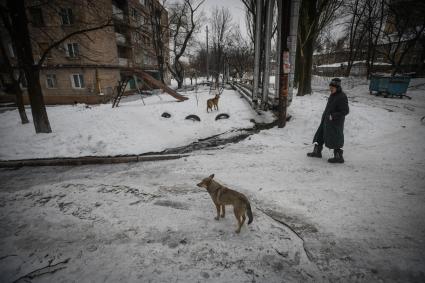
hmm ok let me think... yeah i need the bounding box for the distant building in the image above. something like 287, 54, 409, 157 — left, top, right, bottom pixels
0, 0, 170, 104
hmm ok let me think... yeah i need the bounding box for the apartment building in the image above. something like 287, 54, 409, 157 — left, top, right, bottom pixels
0, 0, 169, 104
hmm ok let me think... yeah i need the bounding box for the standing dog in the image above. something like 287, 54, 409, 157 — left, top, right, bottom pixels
197, 174, 253, 233
207, 94, 220, 112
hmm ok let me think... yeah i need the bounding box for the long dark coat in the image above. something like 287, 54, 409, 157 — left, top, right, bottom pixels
313, 90, 349, 149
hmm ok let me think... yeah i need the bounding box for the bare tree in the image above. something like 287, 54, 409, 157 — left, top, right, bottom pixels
0, 22, 29, 124
376, 0, 425, 75
295, 0, 343, 96
210, 7, 233, 84
362, 0, 386, 77
342, 0, 368, 76
1, 0, 113, 133
189, 46, 208, 77
341, 0, 424, 77
226, 26, 253, 80
167, 0, 205, 89
241, 0, 256, 45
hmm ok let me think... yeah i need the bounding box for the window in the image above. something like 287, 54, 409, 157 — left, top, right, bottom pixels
46, 74, 57, 88
29, 8, 44, 27
66, 43, 80, 58
71, 74, 85, 88
60, 8, 74, 25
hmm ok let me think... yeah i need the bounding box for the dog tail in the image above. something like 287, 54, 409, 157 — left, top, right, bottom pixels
246, 201, 253, 225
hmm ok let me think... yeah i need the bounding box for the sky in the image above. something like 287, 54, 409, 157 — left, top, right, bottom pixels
199, 0, 248, 38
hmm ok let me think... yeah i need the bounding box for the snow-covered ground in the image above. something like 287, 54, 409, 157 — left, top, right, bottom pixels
0, 86, 273, 160
1, 77, 424, 282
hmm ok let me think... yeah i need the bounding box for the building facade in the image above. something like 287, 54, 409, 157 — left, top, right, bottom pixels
0, 0, 170, 104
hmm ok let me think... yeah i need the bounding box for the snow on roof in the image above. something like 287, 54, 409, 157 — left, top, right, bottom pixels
317, 61, 391, 68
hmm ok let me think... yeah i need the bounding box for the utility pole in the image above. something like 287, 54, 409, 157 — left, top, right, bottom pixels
276, 0, 300, 128
252, 0, 263, 108
261, 0, 274, 110
206, 25, 209, 82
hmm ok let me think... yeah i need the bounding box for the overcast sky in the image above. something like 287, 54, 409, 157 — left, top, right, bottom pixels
199, 0, 248, 38
167, 0, 249, 57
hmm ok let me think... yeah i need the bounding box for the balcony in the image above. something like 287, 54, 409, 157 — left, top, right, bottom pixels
115, 32, 127, 45
112, 5, 124, 20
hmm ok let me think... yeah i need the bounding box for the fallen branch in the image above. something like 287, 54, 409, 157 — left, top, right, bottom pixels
13, 258, 70, 283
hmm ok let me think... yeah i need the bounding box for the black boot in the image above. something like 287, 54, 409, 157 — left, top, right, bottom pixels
307, 144, 323, 158
328, 149, 344, 163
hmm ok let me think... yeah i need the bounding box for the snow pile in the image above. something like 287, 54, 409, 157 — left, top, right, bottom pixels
0, 87, 273, 160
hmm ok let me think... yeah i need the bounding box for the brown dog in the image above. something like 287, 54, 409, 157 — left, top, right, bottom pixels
207, 94, 220, 112
197, 174, 253, 233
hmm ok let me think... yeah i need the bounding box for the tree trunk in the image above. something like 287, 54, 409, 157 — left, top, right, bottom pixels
0, 32, 29, 124
158, 55, 165, 83
27, 69, 52, 132
176, 62, 184, 89
297, 48, 306, 96
294, 41, 301, 87
298, 66, 305, 96
298, 38, 314, 96
216, 49, 222, 84
177, 79, 183, 89
7, 0, 52, 133
297, 0, 315, 96
14, 80, 29, 124
296, 0, 316, 96
366, 30, 373, 78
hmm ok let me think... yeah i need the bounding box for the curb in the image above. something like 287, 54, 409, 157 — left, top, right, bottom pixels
0, 154, 188, 168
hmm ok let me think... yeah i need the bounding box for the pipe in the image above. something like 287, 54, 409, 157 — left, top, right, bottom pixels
261, 0, 274, 110
252, 0, 263, 108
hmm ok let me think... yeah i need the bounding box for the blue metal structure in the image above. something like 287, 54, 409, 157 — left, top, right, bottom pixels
369, 75, 411, 99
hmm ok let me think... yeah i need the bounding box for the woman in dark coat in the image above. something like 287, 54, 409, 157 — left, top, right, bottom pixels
307, 78, 349, 163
